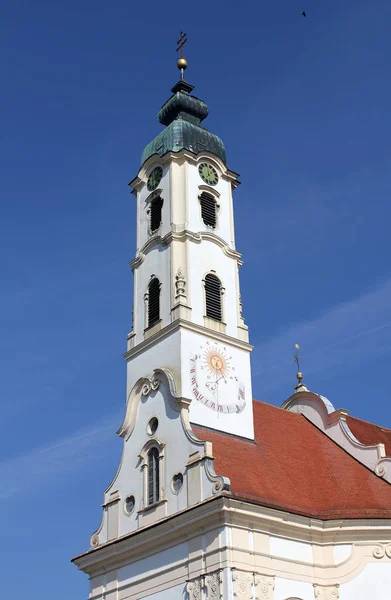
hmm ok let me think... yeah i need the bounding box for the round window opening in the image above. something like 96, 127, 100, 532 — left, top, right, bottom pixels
125, 495, 135, 515
172, 472, 184, 493
147, 417, 159, 436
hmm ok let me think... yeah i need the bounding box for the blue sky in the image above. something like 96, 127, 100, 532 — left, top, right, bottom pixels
1, 0, 391, 597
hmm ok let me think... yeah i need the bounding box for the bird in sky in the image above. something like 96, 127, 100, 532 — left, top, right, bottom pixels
302, 11, 307, 16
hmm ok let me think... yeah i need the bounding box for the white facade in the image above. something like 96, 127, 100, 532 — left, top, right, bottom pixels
75, 487, 391, 599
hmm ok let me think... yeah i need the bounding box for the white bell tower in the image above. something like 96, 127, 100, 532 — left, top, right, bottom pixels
126, 58, 254, 439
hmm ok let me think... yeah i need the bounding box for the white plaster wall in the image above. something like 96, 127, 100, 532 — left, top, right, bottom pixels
119, 543, 188, 585
333, 544, 352, 564
274, 577, 313, 600
270, 536, 313, 564
182, 328, 254, 438
141, 583, 186, 599
187, 161, 235, 248
126, 329, 181, 398
341, 562, 391, 599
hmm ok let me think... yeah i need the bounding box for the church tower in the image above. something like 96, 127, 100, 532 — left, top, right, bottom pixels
126, 47, 253, 439
73, 40, 391, 600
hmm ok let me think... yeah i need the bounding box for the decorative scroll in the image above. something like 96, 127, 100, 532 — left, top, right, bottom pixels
141, 375, 160, 396
373, 543, 391, 559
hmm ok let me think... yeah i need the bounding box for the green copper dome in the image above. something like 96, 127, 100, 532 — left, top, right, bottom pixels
141, 80, 226, 166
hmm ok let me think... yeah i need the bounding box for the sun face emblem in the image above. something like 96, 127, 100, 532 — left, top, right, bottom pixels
203, 346, 230, 377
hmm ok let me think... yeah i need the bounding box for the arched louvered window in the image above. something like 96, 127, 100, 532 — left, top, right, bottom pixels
205, 273, 222, 322
147, 447, 160, 505
150, 196, 163, 233
199, 192, 217, 228
148, 277, 160, 327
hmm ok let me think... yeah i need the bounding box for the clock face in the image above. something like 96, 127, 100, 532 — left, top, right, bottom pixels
189, 341, 246, 414
147, 166, 163, 191
198, 163, 219, 186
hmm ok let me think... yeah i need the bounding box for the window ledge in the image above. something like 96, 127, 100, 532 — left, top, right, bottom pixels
144, 320, 162, 339
137, 498, 167, 515
203, 316, 227, 334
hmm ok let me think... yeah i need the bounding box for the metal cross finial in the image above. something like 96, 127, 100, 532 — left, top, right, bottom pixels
294, 343, 304, 384
176, 31, 188, 58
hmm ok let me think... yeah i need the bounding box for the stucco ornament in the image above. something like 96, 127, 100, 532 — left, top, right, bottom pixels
186, 577, 203, 600
205, 571, 222, 599
373, 543, 391, 559
313, 584, 339, 599
233, 570, 253, 599
254, 574, 275, 600
141, 375, 160, 396
90, 533, 99, 548
175, 267, 187, 300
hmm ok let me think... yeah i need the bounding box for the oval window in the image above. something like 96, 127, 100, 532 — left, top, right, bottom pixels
172, 472, 184, 493
125, 495, 135, 515
147, 417, 159, 436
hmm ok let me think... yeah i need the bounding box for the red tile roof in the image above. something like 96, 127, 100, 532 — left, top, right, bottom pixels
193, 400, 391, 520
347, 415, 391, 456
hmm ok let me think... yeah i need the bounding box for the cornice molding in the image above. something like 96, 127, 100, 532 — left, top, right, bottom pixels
130, 230, 242, 272
129, 149, 240, 193
73, 496, 226, 573
282, 391, 391, 485
75, 496, 391, 575
123, 318, 253, 363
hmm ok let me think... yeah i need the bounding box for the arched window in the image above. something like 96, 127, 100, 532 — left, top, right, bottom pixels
199, 192, 217, 228
147, 277, 160, 327
147, 447, 160, 505
149, 196, 163, 233
205, 273, 223, 322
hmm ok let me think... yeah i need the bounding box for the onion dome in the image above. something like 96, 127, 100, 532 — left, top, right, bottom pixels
141, 78, 226, 165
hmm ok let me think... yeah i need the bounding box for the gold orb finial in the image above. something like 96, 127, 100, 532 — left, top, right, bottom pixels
176, 31, 188, 79
177, 57, 188, 71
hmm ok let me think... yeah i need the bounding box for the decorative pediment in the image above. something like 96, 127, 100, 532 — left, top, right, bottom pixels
117, 368, 182, 441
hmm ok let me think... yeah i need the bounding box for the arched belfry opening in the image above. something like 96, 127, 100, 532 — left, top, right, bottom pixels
204, 273, 223, 322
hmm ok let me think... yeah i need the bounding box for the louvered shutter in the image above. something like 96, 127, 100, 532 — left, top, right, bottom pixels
148, 447, 160, 505
150, 196, 163, 233
148, 278, 160, 327
205, 274, 222, 321
200, 192, 217, 228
